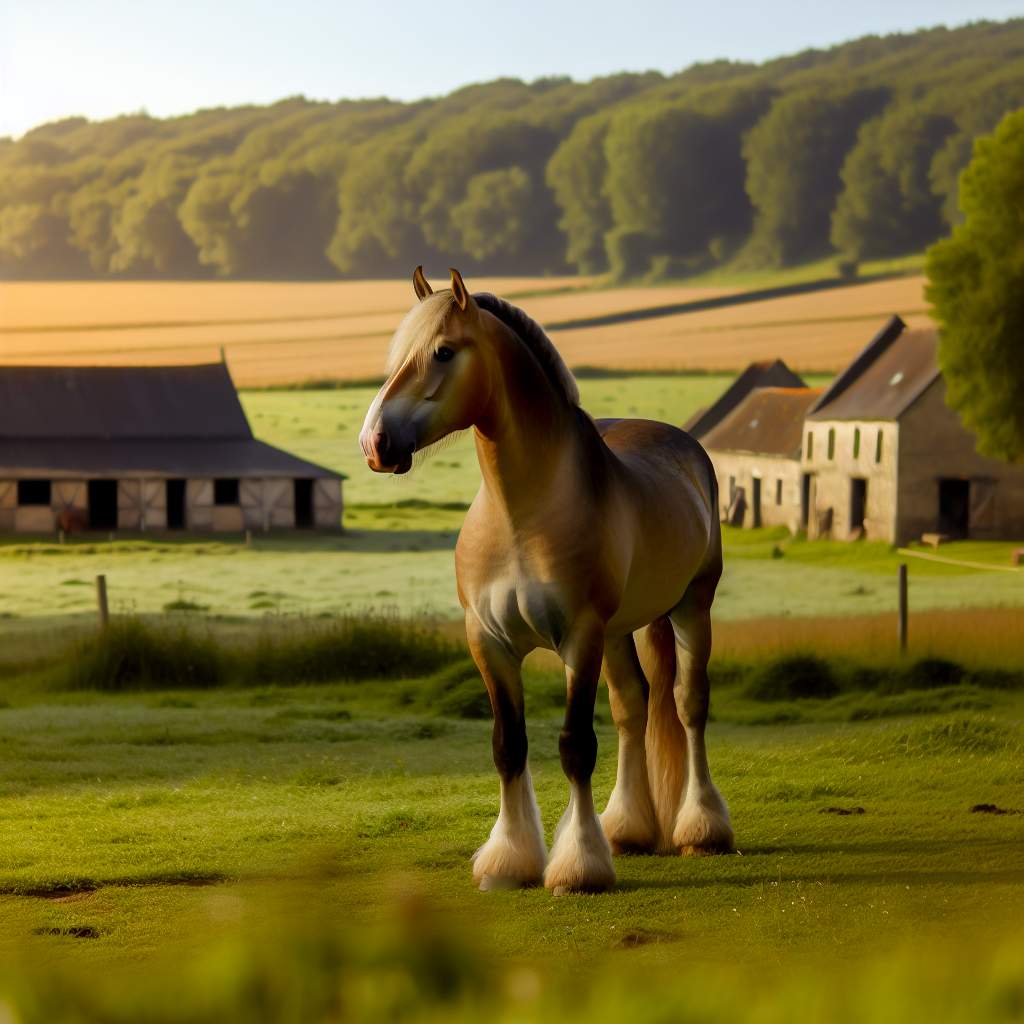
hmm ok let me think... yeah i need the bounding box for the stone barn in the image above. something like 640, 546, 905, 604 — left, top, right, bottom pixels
803, 317, 1024, 544
700, 386, 824, 531
0, 364, 344, 533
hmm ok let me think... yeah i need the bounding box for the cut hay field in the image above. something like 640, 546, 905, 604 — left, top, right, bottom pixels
0, 272, 930, 385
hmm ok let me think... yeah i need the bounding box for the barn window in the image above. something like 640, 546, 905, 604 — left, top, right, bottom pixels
775, 479, 783, 505
853, 427, 861, 459
214, 479, 240, 505
17, 480, 51, 506
875, 429, 884, 464
806, 432, 814, 460
827, 429, 836, 460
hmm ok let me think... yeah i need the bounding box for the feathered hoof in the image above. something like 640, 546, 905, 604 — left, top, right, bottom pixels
472, 831, 546, 892
600, 810, 657, 856
672, 793, 735, 856
544, 819, 616, 895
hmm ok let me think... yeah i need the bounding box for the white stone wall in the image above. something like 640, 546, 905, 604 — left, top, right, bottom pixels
706, 451, 804, 531
801, 420, 899, 541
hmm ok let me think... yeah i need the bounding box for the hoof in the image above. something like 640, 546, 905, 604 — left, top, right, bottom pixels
672, 788, 734, 856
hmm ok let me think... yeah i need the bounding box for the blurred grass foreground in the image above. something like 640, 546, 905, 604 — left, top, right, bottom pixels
2, 884, 1023, 1024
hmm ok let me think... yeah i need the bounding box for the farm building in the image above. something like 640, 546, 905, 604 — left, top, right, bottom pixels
701, 386, 824, 532
693, 316, 1024, 544
0, 364, 343, 533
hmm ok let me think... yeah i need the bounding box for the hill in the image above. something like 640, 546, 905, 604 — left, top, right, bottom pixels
1, 20, 1022, 281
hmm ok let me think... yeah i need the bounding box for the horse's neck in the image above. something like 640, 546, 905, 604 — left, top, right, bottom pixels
472, 347, 592, 527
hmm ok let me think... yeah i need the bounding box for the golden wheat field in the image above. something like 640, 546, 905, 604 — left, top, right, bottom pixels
0, 274, 930, 385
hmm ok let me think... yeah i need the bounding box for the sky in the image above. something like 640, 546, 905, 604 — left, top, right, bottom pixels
2, 0, 1021, 138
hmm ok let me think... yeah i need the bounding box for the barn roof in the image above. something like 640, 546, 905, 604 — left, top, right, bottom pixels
0, 440, 340, 480
701, 386, 825, 458
0, 364, 252, 440
685, 359, 806, 439
0, 364, 342, 479
807, 318, 940, 422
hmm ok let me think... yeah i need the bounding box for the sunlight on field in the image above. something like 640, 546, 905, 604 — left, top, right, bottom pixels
0, 275, 929, 384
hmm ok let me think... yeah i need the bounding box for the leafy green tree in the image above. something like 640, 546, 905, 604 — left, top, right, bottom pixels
109, 156, 201, 276
450, 167, 533, 264
603, 99, 753, 277
744, 87, 888, 265
545, 113, 614, 273
832, 106, 955, 260
926, 108, 1024, 463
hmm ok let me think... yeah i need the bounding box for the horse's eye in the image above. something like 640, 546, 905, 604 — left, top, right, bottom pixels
434, 346, 456, 363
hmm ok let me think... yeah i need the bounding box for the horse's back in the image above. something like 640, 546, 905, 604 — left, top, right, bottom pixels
595, 417, 717, 509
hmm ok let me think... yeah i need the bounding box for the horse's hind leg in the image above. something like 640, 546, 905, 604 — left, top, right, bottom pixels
668, 579, 734, 855
466, 613, 547, 890
600, 634, 657, 854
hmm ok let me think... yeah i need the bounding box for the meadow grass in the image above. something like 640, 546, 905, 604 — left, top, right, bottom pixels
0, 515, 1020, 625
0, 656, 1021, 1019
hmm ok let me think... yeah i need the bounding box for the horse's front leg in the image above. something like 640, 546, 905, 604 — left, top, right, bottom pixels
466, 612, 547, 891
545, 618, 616, 895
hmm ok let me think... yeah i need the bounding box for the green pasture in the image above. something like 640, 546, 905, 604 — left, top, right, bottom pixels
0, 659, 1021, 1020
0, 514, 1021, 625
242, 373, 773, 506
0, 373, 1019, 625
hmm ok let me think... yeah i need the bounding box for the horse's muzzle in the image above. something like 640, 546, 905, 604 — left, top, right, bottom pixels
361, 426, 414, 474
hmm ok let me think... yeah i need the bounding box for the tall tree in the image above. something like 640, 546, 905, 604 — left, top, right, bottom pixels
926, 108, 1024, 463
832, 106, 955, 261
743, 86, 888, 265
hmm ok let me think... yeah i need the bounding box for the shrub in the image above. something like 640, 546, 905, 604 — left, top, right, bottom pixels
60, 620, 226, 691
244, 615, 460, 685
745, 654, 840, 701
901, 658, 966, 691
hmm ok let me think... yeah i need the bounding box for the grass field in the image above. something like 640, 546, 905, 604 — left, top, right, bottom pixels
0, 270, 929, 384
0, 649, 1021, 1020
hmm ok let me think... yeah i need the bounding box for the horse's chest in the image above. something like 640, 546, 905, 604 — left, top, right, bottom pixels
470, 573, 568, 654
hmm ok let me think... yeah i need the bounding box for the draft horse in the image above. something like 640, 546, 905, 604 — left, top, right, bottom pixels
360, 268, 733, 894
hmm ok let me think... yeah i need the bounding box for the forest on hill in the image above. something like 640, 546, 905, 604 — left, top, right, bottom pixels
1, 19, 1022, 281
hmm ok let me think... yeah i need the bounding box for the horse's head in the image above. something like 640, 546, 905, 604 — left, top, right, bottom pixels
360, 267, 493, 474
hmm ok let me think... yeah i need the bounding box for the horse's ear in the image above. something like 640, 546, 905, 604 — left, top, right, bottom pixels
412, 265, 433, 300
449, 267, 471, 311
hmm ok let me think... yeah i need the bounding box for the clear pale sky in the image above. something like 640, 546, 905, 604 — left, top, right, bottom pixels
2, 0, 1020, 139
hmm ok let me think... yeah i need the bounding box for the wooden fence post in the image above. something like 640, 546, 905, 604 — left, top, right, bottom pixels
898, 563, 908, 655
96, 574, 109, 630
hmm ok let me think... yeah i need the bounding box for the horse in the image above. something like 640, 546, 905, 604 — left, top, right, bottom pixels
360, 267, 734, 894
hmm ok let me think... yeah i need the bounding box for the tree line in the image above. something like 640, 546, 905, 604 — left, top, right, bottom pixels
2, 19, 1022, 281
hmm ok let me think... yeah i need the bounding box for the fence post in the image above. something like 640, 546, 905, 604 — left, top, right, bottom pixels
96, 574, 109, 630
897, 563, 908, 655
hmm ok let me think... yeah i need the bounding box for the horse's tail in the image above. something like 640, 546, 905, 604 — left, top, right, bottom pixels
641, 615, 686, 853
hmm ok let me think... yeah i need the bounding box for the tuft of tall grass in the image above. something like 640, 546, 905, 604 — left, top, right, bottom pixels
55, 615, 462, 691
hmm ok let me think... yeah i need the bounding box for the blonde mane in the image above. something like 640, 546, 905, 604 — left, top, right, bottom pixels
387, 289, 580, 407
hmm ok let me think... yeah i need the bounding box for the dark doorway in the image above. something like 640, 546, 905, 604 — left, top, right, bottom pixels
294, 479, 314, 529
751, 477, 762, 528
166, 479, 186, 530
939, 478, 970, 538
88, 480, 118, 531
850, 478, 867, 534
801, 473, 813, 530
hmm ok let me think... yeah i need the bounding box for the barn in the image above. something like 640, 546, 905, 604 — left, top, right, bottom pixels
692, 317, 1024, 544
701, 386, 824, 532
0, 364, 343, 533
803, 317, 1024, 544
